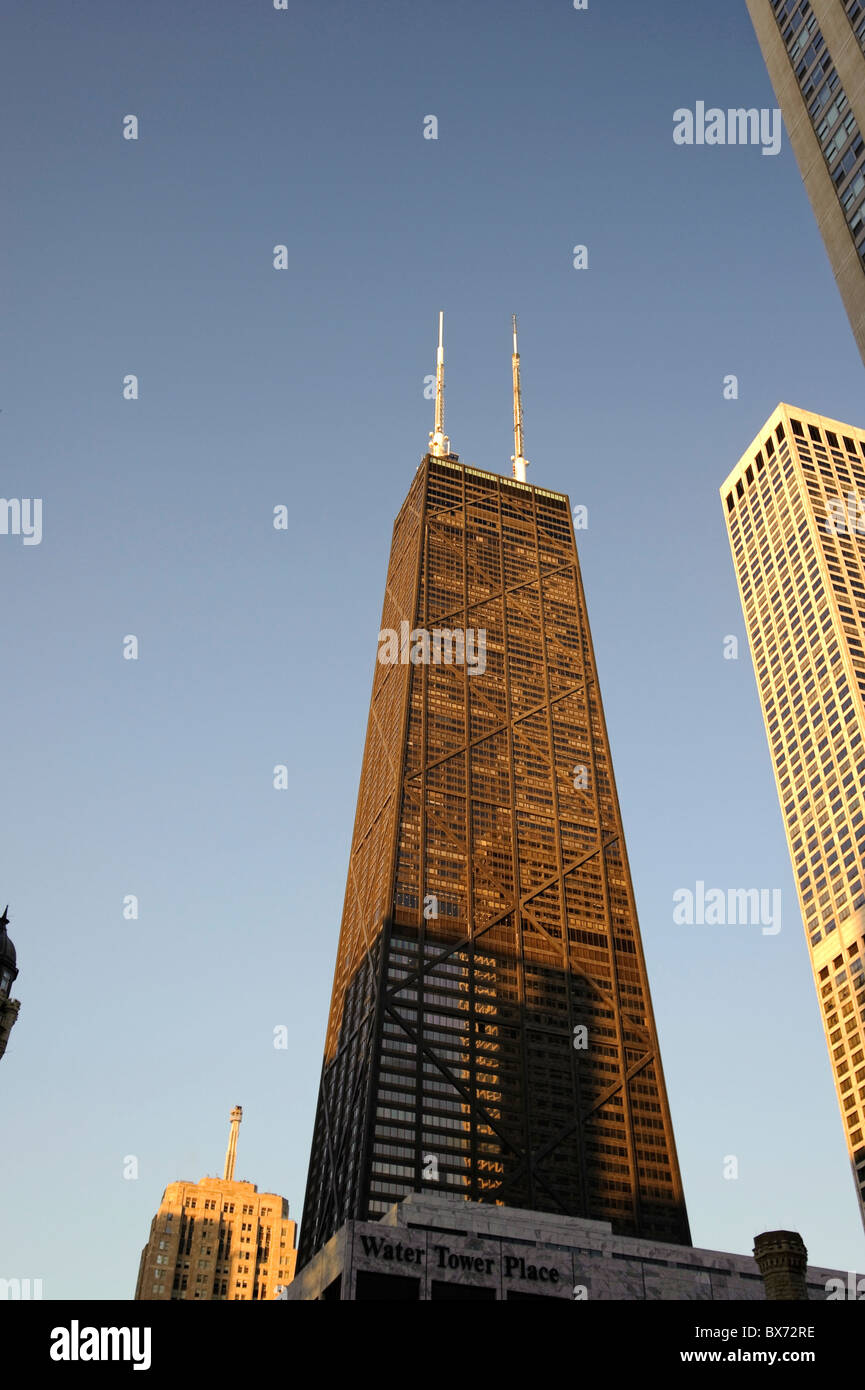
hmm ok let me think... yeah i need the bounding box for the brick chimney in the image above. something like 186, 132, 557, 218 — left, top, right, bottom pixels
753, 1230, 809, 1300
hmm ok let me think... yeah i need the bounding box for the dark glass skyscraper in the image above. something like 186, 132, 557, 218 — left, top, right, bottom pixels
746, 1, 865, 365
298, 323, 690, 1267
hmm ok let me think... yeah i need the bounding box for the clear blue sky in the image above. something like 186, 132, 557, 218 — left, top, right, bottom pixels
3, 0, 864, 1297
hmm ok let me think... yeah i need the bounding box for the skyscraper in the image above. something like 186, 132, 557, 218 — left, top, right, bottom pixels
298, 318, 691, 1269
134, 1106, 298, 1300
721, 402, 865, 1229
745, 1, 865, 365
0, 906, 20, 1063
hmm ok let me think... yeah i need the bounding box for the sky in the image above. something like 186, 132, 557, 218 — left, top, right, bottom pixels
2, 0, 865, 1298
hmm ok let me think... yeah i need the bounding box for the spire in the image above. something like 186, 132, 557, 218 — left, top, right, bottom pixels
0, 905, 16, 979
428, 310, 450, 458
511, 314, 529, 482
223, 1105, 242, 1182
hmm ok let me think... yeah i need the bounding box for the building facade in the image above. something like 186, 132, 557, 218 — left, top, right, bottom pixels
0, 906, 20, 1063
746, 0, 865, 365
288, 1192, 858, 1301
298, 324, 691, 1269
134, 1107, 297, 1300
721, 402, 865, 1229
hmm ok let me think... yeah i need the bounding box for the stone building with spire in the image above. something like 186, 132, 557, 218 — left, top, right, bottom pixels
134, 1106, 297, 1300
0, 906, 21, 1063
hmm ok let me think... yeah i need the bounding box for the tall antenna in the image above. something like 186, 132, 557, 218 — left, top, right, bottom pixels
511, 314, 529, 482
428, 310, 450, 458
223, 1105, 242, 1182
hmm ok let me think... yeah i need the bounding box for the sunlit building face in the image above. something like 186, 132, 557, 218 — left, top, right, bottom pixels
722, 402, 865, 1230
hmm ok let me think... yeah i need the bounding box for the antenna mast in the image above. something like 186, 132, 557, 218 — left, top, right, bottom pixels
428, 311, 450, 458
511, 314, 529, 482
223, 1105, 242, 1182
